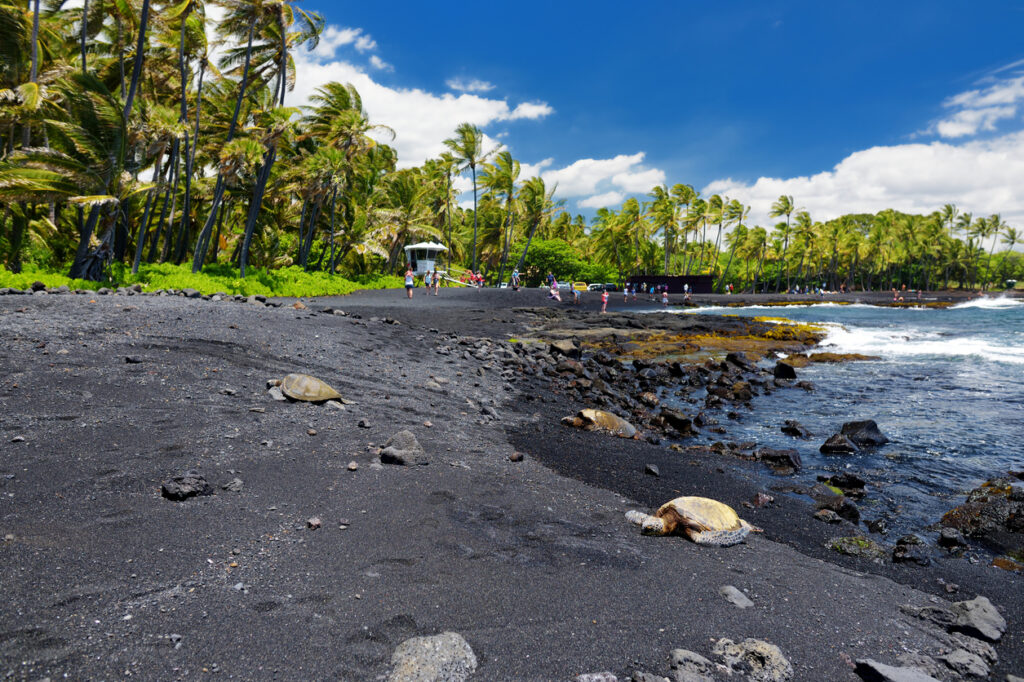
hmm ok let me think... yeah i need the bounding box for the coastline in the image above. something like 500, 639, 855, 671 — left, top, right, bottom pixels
0, 287, 1019, 680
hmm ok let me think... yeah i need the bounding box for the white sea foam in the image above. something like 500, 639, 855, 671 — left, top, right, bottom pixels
950, 295, 1024, 310
820, 323, 1024, 365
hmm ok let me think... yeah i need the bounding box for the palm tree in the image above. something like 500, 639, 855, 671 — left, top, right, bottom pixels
512, 176, 561, 276
443, 122, 496, 273
997, 226, 1020, 286
770, 194, 797, 291
981, 214, 1007, 289
479, 150, 519, 284
716, 199, 748, 292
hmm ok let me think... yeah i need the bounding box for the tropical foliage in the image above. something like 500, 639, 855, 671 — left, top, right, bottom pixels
0, 0, 1020, 293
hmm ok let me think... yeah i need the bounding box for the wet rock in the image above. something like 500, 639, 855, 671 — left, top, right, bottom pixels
712, 637, 793, 682
388, 631, 477, 682
820, 433, 858, 455
754, 447, 802, 475
892, 535, 931, 566
938, 527, 967, 551
718, 585, 754, 608
638, 391, 659, 407
824, 472, 866, 499
812, 484, 860, 524
730, 381, 753, 401
660, 408, 695, 436
780, 419, 810, 438
866, 519, 889, 535
841, 420, 889, 447
773, 362, 797, 380
939, 649, 988, 678
829, 535, 885, 559
752, 492, 774, 507
669, 648, 716, 682
940, 477, 1024, 543
853, 659, 939, 682
221, 478, 243, 492
379, 430, 427, 466
161, 471, 213, 501
951, 595, 1006, 642
725, 351, 754, 370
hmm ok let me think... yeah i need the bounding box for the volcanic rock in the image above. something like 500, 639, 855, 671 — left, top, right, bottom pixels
853, 659, 940, 682
780, 419, 810, 438
712, 637, 793, 682
841, 420, 889, 447
379, 430, 427, 466
755, 447, 802, 474
161, 471, 213, 501
820, 433, 858, 455
773, 362, 797, 380
388, 631, 477, 682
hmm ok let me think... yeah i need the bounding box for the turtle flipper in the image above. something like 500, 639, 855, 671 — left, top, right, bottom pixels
625, 510, 668, 535
689, 527, 750, 547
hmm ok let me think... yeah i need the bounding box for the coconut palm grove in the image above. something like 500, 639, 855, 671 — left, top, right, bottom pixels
1, 0, 1021, 295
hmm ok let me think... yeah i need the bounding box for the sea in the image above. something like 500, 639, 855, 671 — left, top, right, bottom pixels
661, 296, 1024, 540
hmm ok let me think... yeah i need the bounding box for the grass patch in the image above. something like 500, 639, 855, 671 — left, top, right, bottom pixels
0, 263, 403, 297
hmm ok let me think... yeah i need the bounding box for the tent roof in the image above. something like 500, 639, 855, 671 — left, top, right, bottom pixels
404, 242, 448, 251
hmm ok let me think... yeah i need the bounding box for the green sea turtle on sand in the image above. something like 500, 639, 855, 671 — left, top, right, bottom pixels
561, 409, 638, 438
625, 496, 761, 546
268, 373, 342, 402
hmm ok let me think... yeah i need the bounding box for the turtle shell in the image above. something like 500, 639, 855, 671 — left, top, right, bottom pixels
280, 373, 342, 402
579, 409, 637, 438
659, 496, 743, 532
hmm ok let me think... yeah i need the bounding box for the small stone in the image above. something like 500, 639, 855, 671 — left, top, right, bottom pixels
938, 527, 966, 550
853, 658, 939, 682
161, 471, 212, 501
292, 301, 306, 310
249, 407, 266, 413
221, 478, 244, 493
327, 400, 345, 411
388, 631, 477, 682
124, 356, 143, 364
576, 674, 617, 682
713, 638, 793, 681
820, 433, 859, 454
773, 361, 797, 380
11, 435, 25, 443
753, 492, 774, 507
380, 430, 427, 466
220, 388, 236, 396
718, 584, 754, 608
307, 428, 317, 436
268, 386, 286, 401
306, 517, 321, 530
951, 595, 1006, 642
509, 452, 524, 462
423, 420, 433, 427
347, 461, 359, 471
939, 649, 988, 678
358, 419, 372, 428
814, 509, 841, 523
669, 648, 716, 682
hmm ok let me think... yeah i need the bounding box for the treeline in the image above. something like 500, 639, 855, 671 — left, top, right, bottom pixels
0, 0, 1020, 292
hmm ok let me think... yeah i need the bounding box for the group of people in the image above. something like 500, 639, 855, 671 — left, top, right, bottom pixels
404, 266, 441, 298
546, 272, 581, 305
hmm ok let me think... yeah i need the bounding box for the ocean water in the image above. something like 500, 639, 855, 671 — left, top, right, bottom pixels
667, 297, 1024, 538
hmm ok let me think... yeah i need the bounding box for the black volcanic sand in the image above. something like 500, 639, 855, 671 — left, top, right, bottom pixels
0, 287, 1020, 681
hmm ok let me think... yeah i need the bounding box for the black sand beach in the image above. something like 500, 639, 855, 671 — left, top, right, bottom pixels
1, 287, 1020, 681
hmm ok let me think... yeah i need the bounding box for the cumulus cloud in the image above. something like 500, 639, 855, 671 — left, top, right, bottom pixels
289, 29, 552, 168
703, 131, 1024, 228
579, 191, 627, 208
930, 72, 1024, 138
311, 27, 377, 59
532, 153, 666, 209
446, 78, 496, 93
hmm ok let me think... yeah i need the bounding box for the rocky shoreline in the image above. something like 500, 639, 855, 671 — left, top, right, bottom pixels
0, 287, 1020, 681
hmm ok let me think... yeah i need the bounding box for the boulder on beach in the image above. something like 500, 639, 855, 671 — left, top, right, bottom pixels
161, 471, 213, 501
379, 430, 428, 466
940, 477, 1024, 544
755, 447, 802, 475
388, 631, 477, 682
841, 420, 889, 447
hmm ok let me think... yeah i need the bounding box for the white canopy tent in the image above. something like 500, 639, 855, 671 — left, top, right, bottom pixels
403, 242, 448, 276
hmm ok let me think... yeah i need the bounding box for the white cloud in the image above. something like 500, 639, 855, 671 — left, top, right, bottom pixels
703, 131, 1024, 229
579, 191, 627, 208
930, 72, 1024, 138
612, 167, 666, 193
369, 55, 392, 71
540, 153, 645, 197
290, 39, 551, 168
447, 78, 496, 93
519, 157, 554, 180
354, 34, 377, 52
311, 26, 379, 59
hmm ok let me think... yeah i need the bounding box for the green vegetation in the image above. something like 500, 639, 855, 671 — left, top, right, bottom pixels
0, 263, 402, 296
0, 1, 1020, 293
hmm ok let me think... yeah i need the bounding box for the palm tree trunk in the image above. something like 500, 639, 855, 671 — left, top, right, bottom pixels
122, 0, 150, 120
191, 14, 257, 273
471, 164, 478, 272
239, 145, 277, 278
80, 0, 89, 73
328, 185, 337, 273
513, 217, 541, 275
131, 149, 164, 273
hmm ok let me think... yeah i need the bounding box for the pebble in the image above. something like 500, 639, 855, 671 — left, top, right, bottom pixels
509, 452, 524, 462
11, 436, 25, 443
644, 463, 660, 477
718, 585, 754, 609
347, 461, 359, 471
268, 386, 286, 401
221, 478, 244, 492
306, 517, 321, 530
307, 428, 317, 436
358, 419, 372, 428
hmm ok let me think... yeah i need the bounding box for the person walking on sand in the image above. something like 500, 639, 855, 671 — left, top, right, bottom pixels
549, 277, 561, 301
432, 269, 440, 295
601, 288, 609, 314
624, 284, 629, 303
662, 287, 669, 308
404, 266, 414, 299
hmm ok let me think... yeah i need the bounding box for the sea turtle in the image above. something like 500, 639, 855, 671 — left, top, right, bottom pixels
268, 373, 342, 402
625, 496, 761, 547
561, 409, 638, 438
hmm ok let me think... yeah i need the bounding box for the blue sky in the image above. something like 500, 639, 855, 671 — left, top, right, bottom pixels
287, 1, 1024, 227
